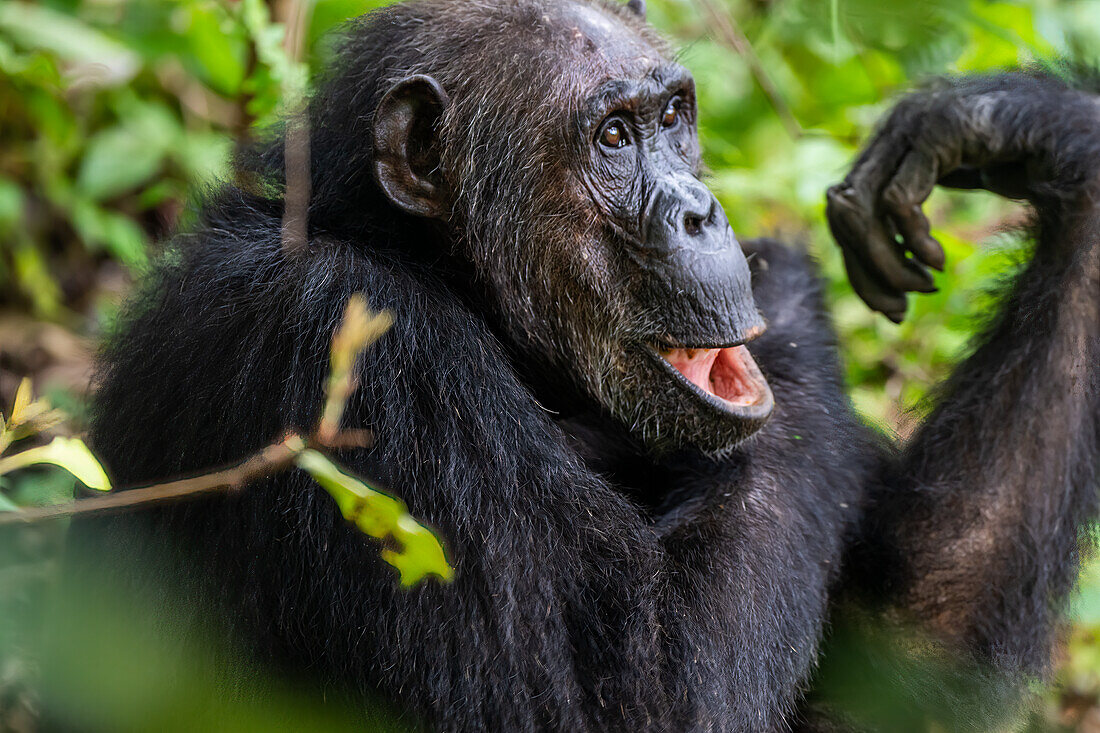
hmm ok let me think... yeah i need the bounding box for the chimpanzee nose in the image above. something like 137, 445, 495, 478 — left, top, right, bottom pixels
645, 175, 730, 252
635, 173, 762, 346
682, 198, 715, 237
677, 179, 718, 237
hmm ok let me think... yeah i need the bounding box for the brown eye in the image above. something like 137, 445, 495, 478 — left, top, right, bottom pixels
661, 98, 679, 128
599, 122, 628, 148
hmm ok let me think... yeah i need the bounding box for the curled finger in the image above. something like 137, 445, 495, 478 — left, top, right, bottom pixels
842, 249, 908, 322
827, 183, 935, 294
882, 150, 946, 271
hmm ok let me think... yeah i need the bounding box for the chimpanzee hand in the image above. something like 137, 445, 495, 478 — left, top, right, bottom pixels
826, 73, 1100, 321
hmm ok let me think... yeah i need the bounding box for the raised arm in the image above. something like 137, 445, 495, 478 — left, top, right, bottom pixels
826, 71, 1100, 684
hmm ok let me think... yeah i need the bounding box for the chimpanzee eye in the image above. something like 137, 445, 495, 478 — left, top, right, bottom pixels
598, 121, 629, 148
661, 98, 680, 128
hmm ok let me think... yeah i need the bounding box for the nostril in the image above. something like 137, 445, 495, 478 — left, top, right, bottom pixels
684, 214, 703, 236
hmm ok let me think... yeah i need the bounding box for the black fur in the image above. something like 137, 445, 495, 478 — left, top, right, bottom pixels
70, 2, 1099, 730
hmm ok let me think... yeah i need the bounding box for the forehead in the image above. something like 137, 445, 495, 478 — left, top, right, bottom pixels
559, 1, 661, 68
544, 1, 683, 97
558, 1, 653, 58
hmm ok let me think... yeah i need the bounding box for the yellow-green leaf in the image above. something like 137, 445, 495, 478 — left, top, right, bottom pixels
295, 449, 452, 586
0, 436, 112, 491
10, 377, 32, 425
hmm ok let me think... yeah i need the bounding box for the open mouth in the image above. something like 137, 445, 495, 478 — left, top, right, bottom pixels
646, 335, 774, 419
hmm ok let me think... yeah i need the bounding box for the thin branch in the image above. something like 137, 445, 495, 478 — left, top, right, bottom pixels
319, 298, 393, 445
279, 0, 314, 257
694, 0, 803, 140
281, 118, 311, 256
0, 435, 305, 526
281, 0, 312, 61
0, 295, 385, 527
319, 429, 375, 451
0, 427, 374, 527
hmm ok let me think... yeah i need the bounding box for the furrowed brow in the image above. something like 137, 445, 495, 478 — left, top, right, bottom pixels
580, 66, 692, 124
649, 64, 693, 96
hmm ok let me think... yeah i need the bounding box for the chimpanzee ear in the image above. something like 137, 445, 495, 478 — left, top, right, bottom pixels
372, 74, 451, 219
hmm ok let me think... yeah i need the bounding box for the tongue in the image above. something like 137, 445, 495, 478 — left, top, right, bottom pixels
662, 345, 767, 407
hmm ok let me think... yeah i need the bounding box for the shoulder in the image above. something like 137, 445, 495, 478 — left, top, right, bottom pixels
740, 237, 841, 386
738, 237, 879, 483
93, 187, 515, 478
742, 237, 831, 335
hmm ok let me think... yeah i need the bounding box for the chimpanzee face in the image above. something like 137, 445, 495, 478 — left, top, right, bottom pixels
571, 54, 773, 454
371, 0, 772, 457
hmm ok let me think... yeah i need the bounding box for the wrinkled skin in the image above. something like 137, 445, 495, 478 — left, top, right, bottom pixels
68, 1, 1098, 731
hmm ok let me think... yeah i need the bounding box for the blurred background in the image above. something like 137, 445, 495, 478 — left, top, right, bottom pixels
1, 0, 1099, 729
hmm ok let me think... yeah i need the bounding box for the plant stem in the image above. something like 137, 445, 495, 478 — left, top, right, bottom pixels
0, 434, 306, 526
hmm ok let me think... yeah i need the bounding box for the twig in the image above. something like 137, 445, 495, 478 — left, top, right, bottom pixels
281, 0, 312, 61
694, 0, 803, 140
319, 298, 393, 445
279, 0, 314, 257
281, 118, 311, 255
0, 294, 388, 527
0, 435, 305, 526
319, 429, 375, 451
0, 426, 376, 526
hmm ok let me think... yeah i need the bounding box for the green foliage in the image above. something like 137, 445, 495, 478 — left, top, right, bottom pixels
0, 296, 451, 585
0, 0, 370, 317
35, 566, 404, 732
304, 293, 451, 587
0, 378, 110, 499
0, 436, 111, 493
297, 449, 453, 586
0, 294, 451, 727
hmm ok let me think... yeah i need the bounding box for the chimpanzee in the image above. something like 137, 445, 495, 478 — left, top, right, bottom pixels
70, 0, 1099, 730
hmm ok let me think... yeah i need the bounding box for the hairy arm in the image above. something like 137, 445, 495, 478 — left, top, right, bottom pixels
827, 71, 1100, 690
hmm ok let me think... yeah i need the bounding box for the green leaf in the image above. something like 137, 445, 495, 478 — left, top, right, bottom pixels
175, 131, 233, 183
0, 2, 139, 84
76, 127, 165, 201
12, 243, 63, 317
295, 449, 452, 586
0, 437, 112, 492
0, 177, 24, 233
70, 200, 148, 266
10, 378, 33, 426
6, 463, 83, 507
1071, 556, 1100, 625
177, 4, 248, 96
0, 37, 24, 74
309, 0, 393, 48
75, 96, 181, 202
